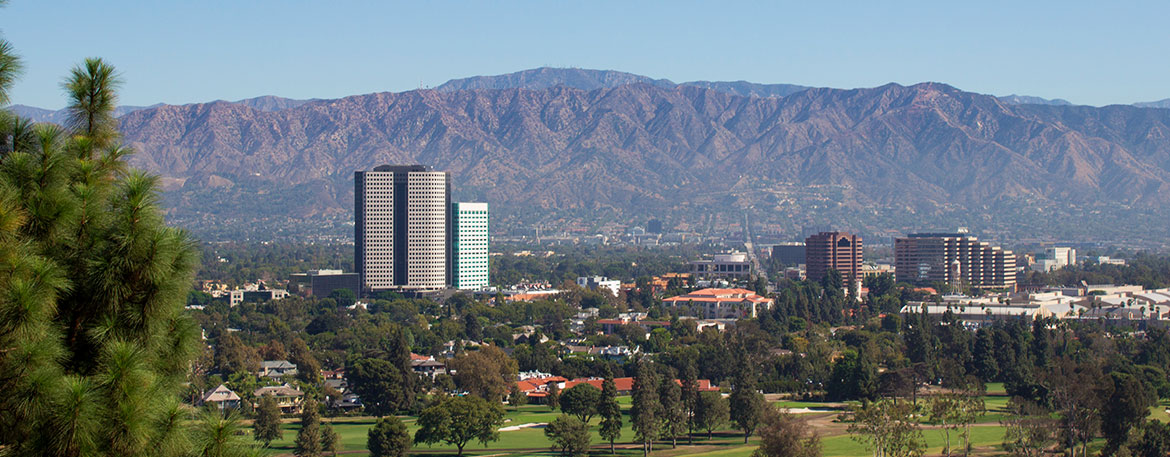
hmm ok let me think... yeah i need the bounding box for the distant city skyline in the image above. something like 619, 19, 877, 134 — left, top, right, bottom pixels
3, 1, 1169, 108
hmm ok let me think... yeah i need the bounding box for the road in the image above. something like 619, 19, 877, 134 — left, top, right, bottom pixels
742, 212, 765, 278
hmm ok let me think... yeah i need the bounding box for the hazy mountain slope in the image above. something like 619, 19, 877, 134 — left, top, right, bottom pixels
1135, 98, 1170, 109
997, 94, 1073, 106
12, 96, 309, 125
117, 81, 1170, 232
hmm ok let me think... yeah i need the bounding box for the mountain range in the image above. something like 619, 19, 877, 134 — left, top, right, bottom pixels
10, 68, 1170, 245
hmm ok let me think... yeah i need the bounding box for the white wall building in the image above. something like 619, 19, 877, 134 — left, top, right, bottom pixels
452, 202, 490, 290
577, 276, 621, 296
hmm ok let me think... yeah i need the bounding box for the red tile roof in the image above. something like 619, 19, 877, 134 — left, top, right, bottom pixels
662, 288, 773, 304
561, 377, 718, 392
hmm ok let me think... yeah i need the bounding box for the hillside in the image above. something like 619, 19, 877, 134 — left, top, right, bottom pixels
103, 74, 1170, 243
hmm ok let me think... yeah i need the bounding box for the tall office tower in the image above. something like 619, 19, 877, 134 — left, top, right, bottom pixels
451, 202, 490, 290
804, 231, 863, 293
894, 233, 1017, 291
355, 165, 451, 293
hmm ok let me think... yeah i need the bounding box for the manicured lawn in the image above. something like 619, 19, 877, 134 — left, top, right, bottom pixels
1151, 399, 1170, 423
822, 425, 1006, 457
252, 392, 1035, 456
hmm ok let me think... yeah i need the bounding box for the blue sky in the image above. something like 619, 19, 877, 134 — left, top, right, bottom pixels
2, 1, 1167, 108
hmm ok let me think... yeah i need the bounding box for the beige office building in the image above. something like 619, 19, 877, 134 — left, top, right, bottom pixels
355, 165, 451, 292
894, 233, 1017, 291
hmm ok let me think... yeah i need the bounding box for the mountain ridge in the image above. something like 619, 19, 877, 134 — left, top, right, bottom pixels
10, 67, 1170, 242
104, 74, 1170, 242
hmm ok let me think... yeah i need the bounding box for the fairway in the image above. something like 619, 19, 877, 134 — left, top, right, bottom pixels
255, 393, 1027, 457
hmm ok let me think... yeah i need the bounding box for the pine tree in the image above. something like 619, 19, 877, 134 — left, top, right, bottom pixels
294, 399, 323, 457
254, 395, 284, 446
0, 40, 240, 455
730, 373, 766, 444
631, 358, 661, 457
548, 382, 561, 411
599, 376, 624, 454
321, 423, 340, 457
368, 416, 411, 457
659, 375, 686, 448
679, 361, 700, 445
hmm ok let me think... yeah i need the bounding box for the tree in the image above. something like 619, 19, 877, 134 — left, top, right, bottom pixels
952, 389, 985, 457
545, 414, 592, 457
368, 416, 411, 457
347, 357, 412, 417
321, 423, 340, 457
1133, 420, 1170, 457
827, 349, 877, 401
927, 390, 984, 457
216, 332, 262, 375
254, 394, 284, 446
294, 398, 323, 457
0, 51, 237, 456
448, 345, 518, 402
1001, 398, 1056, 457
598, 376, 624, 454
414, 395, 506, 456
1044, 359, 1106, 457
694, 391, 730, 440
191, 409, 257, 457
1101, 372, 1153, 455
508, 382, 527, 411
848, 399, 925, 457
659, 376, 687, 448
928, 394, 960, 456
289, 337, 322, 386
730, 375, 766, 443
548, 382, 561, 411
679, 361, 701, 445
752, 406, 821, 457
560, 383, 601, 423
631, 358, 661, 457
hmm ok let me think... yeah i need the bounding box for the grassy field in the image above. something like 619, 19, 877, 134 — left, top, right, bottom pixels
255, 391, 1163, 457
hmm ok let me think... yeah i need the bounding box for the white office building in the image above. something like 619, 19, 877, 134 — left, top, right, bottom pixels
452, 202, 490, 290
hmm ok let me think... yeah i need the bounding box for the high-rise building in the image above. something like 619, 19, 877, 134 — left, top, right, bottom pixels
451, 202, 490, 290
804, 231, 863, 293
770, 242, 806, 266
355, 165, 451, 293
894, 233, 1017, 291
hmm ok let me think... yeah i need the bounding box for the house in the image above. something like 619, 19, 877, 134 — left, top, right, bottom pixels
328, 393, 363, 412
260, 360, 298, 378
200, 384, 241, 411
561, 377, 719, 395
253, 384, 305, 414
596, 318, 670, 335
410, 353, 447, 378
515, 375, 568, 403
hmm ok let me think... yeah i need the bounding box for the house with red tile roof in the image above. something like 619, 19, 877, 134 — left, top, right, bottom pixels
562, 377, 720, 394
661, 288, 774, 319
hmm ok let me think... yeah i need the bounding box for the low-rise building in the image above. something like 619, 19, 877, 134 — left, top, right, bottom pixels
662, 288, 774, 319
230, 287, 289, 307
259, 360, 298, 379
253, 384, 305, 414
688, 252, 752, 280
200, 384, 241, 411
577, 276, 621, 296
291, 269, 360, 298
